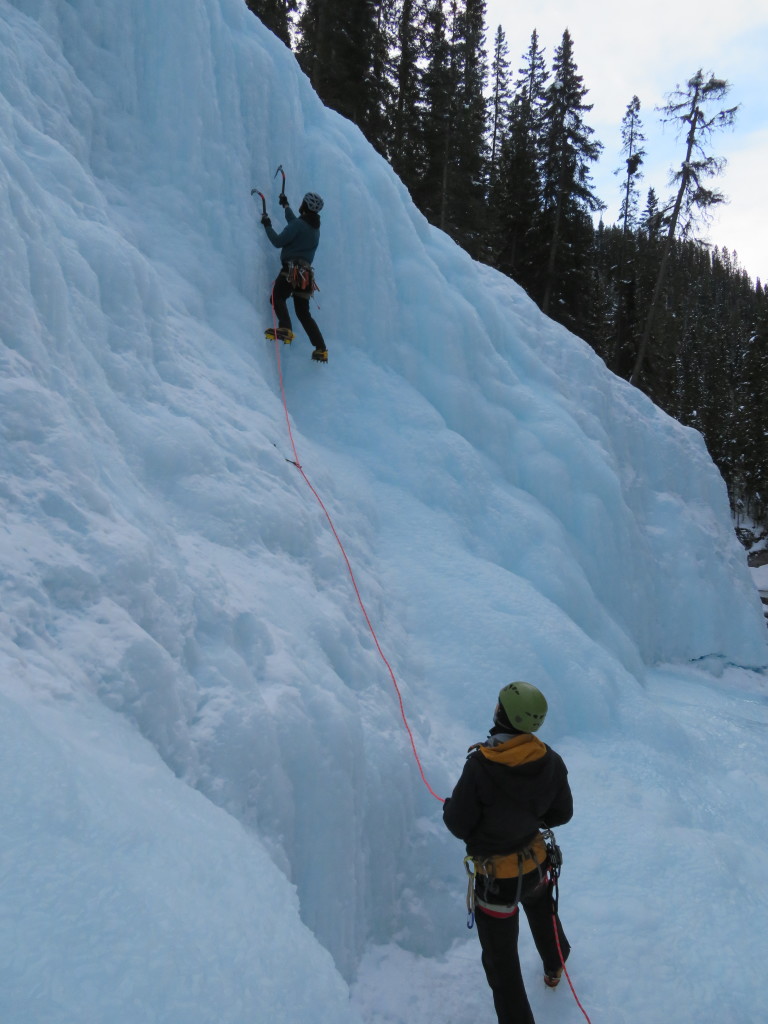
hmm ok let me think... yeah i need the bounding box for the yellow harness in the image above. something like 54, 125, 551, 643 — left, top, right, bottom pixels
469, 832, 548, 879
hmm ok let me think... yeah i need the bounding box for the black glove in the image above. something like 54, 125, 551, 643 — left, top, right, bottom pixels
261, 214, 271, 227
278, 193, 289, 207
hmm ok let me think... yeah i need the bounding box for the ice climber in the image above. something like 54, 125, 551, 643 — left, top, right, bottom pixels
443, 681, 573, 1024
261, 190, 328, 362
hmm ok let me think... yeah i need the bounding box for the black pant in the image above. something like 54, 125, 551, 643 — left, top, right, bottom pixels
474, 869, 569, 1024
270, 271, 326, 351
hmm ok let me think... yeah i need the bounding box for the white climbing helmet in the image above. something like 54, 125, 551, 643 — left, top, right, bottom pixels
302, 192, 324, 213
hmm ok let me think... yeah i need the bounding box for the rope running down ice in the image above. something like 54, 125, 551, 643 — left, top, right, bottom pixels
268, 287, 444, 804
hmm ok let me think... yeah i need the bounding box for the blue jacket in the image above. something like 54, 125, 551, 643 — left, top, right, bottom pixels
264, 207, 320, 265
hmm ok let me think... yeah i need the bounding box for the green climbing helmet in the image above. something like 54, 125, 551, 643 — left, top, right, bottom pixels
498, 681, 548, 733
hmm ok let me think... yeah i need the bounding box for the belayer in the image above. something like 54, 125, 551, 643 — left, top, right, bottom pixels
261, 190, 328, 363
443, 681, 573, 1024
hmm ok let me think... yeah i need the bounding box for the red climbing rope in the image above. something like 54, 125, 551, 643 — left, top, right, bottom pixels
546, 837, 592, 1023
552, 911, 592, 1022
268, 291, 444, 803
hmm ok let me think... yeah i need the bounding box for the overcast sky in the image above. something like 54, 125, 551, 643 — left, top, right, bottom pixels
484, 0, 768, 285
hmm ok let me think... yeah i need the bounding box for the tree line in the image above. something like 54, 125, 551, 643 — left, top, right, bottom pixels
244, 0, 768, 534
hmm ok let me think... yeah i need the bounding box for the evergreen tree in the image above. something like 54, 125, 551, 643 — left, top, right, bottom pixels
450, 0, 489, 254
538, 29, 603, 326
492, 29, 547, 287
608, 96, 645, 374
366, 0, 399, 155
416, 0, 456, 224
417, 0, 488, 255
296, 0, 336, 104
245, 0, 297, 45
582, 220, 620, 359
641, 187, 663, 240
631, 70, 739, 387
742, 289, 768, 522
617, 96, 645, 235
488, 25, 511, 192
296, 0, 391, 152
389, 0, 429, 190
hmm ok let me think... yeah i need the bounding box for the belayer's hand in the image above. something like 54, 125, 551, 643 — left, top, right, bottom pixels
261, 214, 271, 227
279, 193, 289, 207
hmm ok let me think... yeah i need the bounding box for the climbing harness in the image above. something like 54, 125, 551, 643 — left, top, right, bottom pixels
465, 830, 591, 1021
283, 259, 319, 298
464, 854, 524, 929
476, 834, 548, 879
463, 836, 548, 929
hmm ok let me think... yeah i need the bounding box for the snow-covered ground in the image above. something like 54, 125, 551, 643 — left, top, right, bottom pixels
2, 2, 767, 1022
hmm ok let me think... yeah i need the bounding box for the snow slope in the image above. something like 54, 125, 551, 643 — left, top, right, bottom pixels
1, 1, 767, 1021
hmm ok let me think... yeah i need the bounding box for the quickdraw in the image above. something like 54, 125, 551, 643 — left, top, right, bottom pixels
464, 855, 478, 928
541, 827, 563, 912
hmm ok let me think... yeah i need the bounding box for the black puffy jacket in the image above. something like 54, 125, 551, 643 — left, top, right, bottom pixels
443, 732, 572, 856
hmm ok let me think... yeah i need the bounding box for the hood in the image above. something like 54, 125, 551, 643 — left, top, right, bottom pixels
478, 733, 548, 767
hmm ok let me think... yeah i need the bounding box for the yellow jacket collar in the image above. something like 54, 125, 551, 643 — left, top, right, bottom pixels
479, 733, 547, 766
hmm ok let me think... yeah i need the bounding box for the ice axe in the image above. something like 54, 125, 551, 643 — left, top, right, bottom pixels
250, 188, 267, 216
274, 163, 286, 202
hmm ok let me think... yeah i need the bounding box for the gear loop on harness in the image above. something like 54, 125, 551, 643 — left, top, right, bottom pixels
464, 855, 477, 929
281, 258, 319, 299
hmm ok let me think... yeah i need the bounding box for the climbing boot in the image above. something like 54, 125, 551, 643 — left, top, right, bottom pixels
544, 967, 563, 988
311, 348, 328, 363
265, 327, 294, 344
